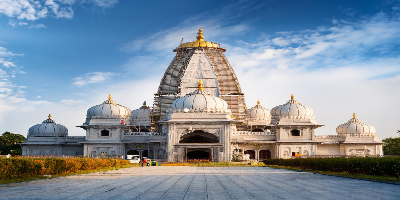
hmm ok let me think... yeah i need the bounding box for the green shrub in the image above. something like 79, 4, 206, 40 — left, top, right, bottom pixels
0, 158, 131, 180
263, 157, 400, 177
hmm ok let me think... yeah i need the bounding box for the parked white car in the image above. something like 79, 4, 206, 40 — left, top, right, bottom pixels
127, 155, 140, 163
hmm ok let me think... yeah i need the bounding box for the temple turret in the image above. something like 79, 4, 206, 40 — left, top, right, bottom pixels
154, 28, 247, 121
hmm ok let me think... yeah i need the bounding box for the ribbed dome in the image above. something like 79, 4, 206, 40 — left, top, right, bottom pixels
271, 94, 314, 119
131, 101, 151, 121
247, 100, 271, 120
87, 94, 131, 119
28, 114, 68, 137
171, 80, 228, 111
336, 113, 376, 135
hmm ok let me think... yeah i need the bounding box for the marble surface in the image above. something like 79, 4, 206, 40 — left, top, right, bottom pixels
1, 166, 399, 200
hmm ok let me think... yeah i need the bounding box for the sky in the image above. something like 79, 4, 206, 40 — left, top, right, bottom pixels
0, 0, 399, 139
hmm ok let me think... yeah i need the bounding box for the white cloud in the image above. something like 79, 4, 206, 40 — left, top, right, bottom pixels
72, 72, 117, 87
88, 0, 118, 8
29, 24, 46, 29
272, 37, 291, 47
0, 0, 118, 24
18, 21, 28, 26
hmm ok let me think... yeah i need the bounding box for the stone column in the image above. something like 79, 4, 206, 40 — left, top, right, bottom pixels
214, 147, 220, 162
256, 150, 260, 161
210, 148, 214, 161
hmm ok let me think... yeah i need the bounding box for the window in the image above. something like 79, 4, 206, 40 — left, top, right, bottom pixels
101, 129, 110, 136
291, 129, 300, 136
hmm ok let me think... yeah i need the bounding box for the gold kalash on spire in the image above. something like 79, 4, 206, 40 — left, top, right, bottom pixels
198, 80, 204, 91
178, 27, 223, 50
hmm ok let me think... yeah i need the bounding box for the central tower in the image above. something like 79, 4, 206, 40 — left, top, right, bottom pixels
154, 28, 247, 121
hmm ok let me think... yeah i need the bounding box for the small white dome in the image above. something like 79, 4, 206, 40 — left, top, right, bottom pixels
171, 80, 228, 111
87, 94, 131, 119
336, 113, 376, 135
131, 101, 152, 121
271, 94, 314, 119
28, 114, 68, 137
247, 100, 271, 120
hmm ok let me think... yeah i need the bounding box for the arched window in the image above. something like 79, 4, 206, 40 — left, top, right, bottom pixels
101, 129, 110, 136
291, 129, 300, 136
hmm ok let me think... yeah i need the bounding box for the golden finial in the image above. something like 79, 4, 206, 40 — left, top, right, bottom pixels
108, 94, 112, 101
291, 94, 294, 100
196, 26, 204, 41
48, 114, 52, 120
353, 113, 356, 119
257, 100, 260, 105
198, 80, 204, 91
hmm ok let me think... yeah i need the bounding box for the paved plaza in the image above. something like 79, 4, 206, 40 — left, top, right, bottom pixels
1, 166, 399, 200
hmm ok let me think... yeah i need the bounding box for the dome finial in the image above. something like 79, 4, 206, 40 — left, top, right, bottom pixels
48, 114, 52, 120
353, 112, 356, 119
108, 94, 112, 101
291, 94, 294, 100
198, 80, 204, 91
257, 100, 260, 105
143, 101, 146, 106
196, 26, 204, 41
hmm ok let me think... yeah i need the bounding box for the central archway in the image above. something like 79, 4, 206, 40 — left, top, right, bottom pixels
180, 130, 219, 143
187, 148, 211, 160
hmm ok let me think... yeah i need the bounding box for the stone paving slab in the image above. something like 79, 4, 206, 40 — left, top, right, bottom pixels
1, 166, 399, 200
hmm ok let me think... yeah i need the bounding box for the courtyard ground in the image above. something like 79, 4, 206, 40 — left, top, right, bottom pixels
1, 166, 399, 200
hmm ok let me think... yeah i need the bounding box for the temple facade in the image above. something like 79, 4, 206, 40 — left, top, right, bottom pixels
22, 28, 383, 161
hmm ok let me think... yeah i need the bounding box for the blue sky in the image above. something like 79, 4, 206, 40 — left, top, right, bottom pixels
0, 0, 399, 138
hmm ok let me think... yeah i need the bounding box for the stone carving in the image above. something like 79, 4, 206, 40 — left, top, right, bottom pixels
230, 125, 237, 135
124, 132, 166, 136
233, 131, 276, 135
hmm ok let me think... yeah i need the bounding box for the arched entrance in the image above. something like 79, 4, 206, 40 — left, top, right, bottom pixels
187, 149, 211, 160
180, 130, 219, 143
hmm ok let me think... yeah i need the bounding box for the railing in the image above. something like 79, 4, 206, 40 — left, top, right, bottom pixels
315, 134, 375, 139
314, 135, 341, 139
234, 131, 276, 135
124, 132, 166, 136
66, 136, 86, 140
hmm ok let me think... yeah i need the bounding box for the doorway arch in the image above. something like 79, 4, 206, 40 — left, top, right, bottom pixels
187, 148, 211, 160
180, 130, 219, 143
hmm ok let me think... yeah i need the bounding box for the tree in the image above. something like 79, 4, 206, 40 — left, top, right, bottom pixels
0, 132, 25, 155
382, 130, 400, 155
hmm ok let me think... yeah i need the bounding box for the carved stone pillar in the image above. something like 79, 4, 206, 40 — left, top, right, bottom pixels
256, 150, 260, 161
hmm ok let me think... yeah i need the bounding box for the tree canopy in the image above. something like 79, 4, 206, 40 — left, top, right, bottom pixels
0, 132, 25, 155
382, 130, 400, 155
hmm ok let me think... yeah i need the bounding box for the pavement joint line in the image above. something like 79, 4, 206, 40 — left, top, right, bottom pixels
62, 171, 150, 200
214, 168, 258, 200
109, 171, 176, 200
224, 169, 281, 199
209, 167, 235, 200
182, 167, 198, 200
156, 168, 196, 200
